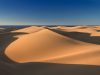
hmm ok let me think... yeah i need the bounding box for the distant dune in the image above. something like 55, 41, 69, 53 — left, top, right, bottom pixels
0, 26, 100, 75
12, 26, 44, 33
57, 26, 96, 33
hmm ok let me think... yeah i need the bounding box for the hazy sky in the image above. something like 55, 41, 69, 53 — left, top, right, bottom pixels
0, 0, 100, 25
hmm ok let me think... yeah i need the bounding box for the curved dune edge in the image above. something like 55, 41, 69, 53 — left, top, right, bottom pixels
12, 26, 45, 33
4, 27, 100, 66
11, 26, 46, 38
5, 29, 82, 62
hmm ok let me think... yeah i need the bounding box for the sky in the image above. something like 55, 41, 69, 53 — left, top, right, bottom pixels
0, 0, 100, 25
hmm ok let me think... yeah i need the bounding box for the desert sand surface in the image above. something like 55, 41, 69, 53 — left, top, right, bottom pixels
0, 26, 100, 75
12, 26, 44, 33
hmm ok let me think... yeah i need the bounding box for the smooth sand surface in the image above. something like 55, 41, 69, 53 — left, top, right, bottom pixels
12, 26, 45, 38
12, 26, 44, 33
0, 26, 100, 75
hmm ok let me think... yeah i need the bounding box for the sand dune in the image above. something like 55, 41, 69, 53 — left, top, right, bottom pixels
0, 26, 100, 75
5, 28, 100, 66
93, 26, 100, 30
12, 26, 44, 33
5, 29, 83, 62
91, 32, 100, 36
57, 26, 96, 34
11, 26, 45, 38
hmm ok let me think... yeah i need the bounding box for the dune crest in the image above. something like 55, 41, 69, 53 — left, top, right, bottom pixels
58, 26, 96, 34
12, 26, 44, 33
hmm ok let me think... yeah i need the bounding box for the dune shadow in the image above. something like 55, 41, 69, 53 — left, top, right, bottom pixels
50, 29, 100, 44
1, 62, 100, 75
10, 62, 100, 75
0, 32, 28, 63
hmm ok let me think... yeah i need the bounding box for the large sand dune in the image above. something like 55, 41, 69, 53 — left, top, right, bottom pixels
0, 26, 100, 75
5, 28, 100, 65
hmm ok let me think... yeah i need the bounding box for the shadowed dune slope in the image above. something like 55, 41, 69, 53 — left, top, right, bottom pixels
0, 62, 100, 75
0, 32, 28, 63
14, 62, 100, 75
4, 29, 100, 65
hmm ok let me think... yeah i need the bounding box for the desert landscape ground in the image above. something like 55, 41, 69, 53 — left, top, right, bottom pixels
0, 25, 100, 75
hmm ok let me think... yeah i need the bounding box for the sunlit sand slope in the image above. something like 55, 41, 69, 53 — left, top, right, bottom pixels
12, 26, 44, 33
